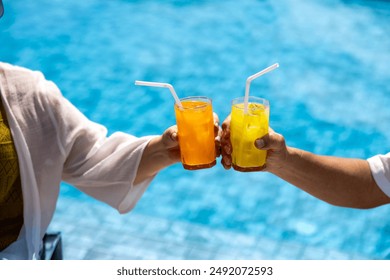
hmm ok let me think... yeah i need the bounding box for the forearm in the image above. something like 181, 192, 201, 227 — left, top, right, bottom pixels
134, 136, 178, 185
270, 147, 390, 208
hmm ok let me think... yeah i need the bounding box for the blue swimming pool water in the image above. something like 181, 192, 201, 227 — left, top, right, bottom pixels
1, 0, 390, 259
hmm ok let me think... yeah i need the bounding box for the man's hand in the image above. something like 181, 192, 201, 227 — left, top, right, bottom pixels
220, 114, 288, 172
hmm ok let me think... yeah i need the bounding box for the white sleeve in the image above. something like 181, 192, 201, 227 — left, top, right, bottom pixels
367, 153, 390, 198
41, 79, 157, 213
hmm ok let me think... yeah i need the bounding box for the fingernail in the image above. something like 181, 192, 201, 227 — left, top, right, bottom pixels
255, 139, 265, 148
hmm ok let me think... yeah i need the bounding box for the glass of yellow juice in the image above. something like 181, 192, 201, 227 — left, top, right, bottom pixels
230, 96, 270, 172
174, 96, 216, 170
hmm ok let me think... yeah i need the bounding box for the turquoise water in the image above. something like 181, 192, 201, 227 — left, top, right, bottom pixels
1, 0, 390, 259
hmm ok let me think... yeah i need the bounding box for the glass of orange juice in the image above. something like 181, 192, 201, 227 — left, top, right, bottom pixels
230, 96, 270, 172
174, 96, 216, 170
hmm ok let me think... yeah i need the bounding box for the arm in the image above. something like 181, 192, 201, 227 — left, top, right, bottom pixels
221, 116, 390, 209
265, 140, 390, 209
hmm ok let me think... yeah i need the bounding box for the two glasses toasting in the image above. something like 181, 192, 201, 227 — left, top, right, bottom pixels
135, 62, 279, 171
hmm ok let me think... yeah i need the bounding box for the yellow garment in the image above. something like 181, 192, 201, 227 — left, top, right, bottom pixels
0, 99, 23, 251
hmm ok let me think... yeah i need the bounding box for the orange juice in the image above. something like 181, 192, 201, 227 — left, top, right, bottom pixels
174, 97, 216, 170
230, 96, 269, 171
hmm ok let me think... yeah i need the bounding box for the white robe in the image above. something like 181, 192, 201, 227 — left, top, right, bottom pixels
0, 62, 155, 259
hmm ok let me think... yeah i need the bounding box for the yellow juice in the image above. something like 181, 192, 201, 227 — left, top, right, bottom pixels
174, 97, 216, 170
230, 97, 269, 171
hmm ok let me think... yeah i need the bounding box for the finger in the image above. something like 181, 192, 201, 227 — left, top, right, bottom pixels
163, 125, 179, 148
254, 127, 275, 149
214, 115, 223, 157
221, 116, 231, 147
221, 127, 230, 142
221, 154, 232, 170
222, 141, 232, 155
218, 125, 222, 138
222, 115, 231, 131
214, 122, 220, 136
220, 126, 232, 155
220, 139, 232, 162
215, 142, 221, 157
254, 131, 285, 151
169, 126, 178, 142
213, 112, 220, 125
215, 133, 222, 157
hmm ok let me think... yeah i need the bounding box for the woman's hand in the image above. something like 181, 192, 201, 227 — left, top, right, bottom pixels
162, 112, 222, 162
136, 112, 223, 184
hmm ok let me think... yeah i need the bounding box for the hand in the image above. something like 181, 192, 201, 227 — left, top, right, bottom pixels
213, 112, 222, 157
254, 128, 288, 172
161, 125, 181, 163
162, 112, 222, 163
220, 114, 288, 172
137, 113, 222, 184
220, 114, 232, 169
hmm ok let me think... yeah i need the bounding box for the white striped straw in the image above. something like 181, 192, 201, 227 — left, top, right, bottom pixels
135, 80, 183, 108
244, 63, 279, 113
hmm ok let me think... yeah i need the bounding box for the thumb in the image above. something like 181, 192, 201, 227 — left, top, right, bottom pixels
254, 138, 266, 149
162, 125, 179, 148
254, 131, 285, 151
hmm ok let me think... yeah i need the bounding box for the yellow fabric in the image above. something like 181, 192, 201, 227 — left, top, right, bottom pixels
0, 99, 23, 251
